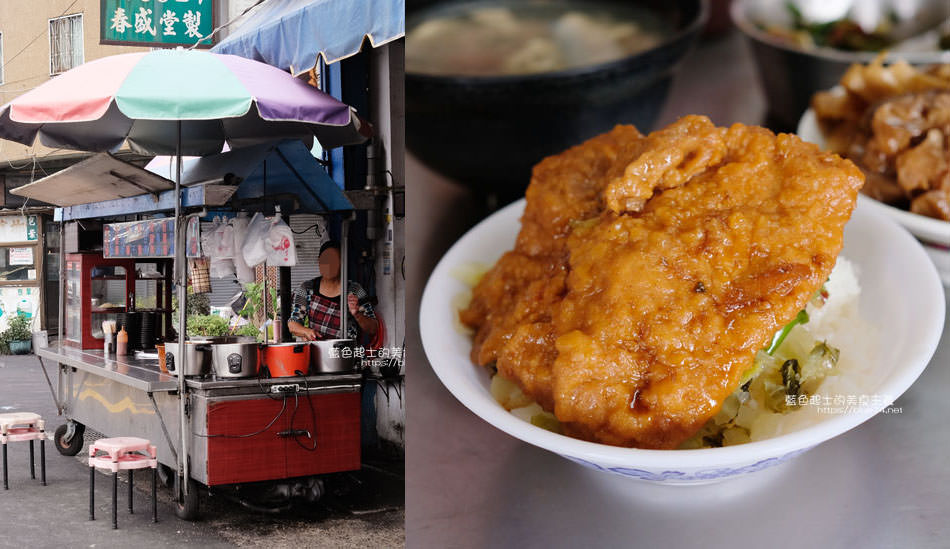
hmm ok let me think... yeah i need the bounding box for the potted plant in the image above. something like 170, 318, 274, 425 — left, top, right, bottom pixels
2, 315, 34, 355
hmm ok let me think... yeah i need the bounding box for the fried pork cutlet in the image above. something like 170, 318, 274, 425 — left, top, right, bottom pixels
460, 116, 864, 449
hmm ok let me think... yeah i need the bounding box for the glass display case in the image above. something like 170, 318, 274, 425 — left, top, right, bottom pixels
64, 254, 173, 350
65, 253, 134, 349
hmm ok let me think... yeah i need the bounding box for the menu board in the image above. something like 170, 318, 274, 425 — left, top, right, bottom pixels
103, 217, 200, 258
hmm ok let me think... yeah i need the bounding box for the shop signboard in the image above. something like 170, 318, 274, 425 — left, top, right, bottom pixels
101, 0, 214, 48
9, 247, 34, 266
0, 215, 38, 243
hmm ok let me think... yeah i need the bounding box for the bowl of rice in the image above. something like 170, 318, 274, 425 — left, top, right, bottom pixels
421, 197, 945, 484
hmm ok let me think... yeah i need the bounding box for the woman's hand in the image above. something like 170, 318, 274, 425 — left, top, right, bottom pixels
347, 294, 360, 316
288, 321, 318, 341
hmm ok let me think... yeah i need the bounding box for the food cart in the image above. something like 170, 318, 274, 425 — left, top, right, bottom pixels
0, 49, 374, 520
22, 141, 366, 520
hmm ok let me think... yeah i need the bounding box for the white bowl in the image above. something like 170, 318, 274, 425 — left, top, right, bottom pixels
798, 109, 950, 286
420, 198, 945, 484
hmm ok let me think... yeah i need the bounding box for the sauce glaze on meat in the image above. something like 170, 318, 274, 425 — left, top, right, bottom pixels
461, 116, 864, 449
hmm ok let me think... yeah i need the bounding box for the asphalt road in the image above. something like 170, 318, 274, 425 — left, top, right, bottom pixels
0, 354, 404, 548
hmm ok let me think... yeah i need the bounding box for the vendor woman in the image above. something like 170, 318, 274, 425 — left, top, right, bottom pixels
288, 241, 377, 342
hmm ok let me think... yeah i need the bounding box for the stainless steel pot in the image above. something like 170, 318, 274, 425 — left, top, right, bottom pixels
210, 341, 262, 379
165, 341, 212, 377
310, 339, 358, 374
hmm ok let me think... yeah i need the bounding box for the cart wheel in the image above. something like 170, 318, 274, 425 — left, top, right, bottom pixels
174, 475, 200, 521
53, 423, 85, 456
156, 464, 175, 488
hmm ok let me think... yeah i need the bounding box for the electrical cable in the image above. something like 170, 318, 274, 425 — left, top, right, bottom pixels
187, 0, 267, 50
288, 373, 318, 451
194, 395, 286, 438
1, 1, 79, 72
290, 223, 320, 235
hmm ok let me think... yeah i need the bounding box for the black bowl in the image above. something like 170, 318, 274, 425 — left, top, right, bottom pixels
730, 0, 950, 132
406, 0, 708, 202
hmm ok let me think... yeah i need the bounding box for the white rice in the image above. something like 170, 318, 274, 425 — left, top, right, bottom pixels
748, 256, 874, 440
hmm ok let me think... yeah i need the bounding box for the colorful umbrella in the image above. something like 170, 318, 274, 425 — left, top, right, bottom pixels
0, 49, 371, 155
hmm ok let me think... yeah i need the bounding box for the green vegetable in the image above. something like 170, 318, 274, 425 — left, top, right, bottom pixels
767, 309, 809, 355
777, 2, 894, 52
233, 324, 262, 341
530, 412, 561, 434
781, 358, 801, 398
186, 314, 230, 337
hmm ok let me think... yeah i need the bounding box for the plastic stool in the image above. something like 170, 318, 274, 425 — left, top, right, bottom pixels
88, 437, 158, 529
0, 412, 46, 490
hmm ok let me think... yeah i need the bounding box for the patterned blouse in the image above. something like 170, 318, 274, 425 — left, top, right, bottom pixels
290, 278, 375, 341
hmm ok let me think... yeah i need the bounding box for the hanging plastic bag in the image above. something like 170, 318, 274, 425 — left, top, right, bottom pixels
210, 258, 236, 279
214, 221, 235, 259
241, 212, 270, 267
231, 214, 256, 283
265, 215, 297, 267
201, 218, 219, 258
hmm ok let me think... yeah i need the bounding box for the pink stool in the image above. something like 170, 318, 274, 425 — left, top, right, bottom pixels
88, 437, 158, 528
0, 412, 46, 490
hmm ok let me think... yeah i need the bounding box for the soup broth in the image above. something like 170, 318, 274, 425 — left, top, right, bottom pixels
407, 1, 669, 77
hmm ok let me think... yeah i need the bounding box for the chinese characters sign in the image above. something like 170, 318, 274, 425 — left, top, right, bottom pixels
0, 215, 38, 243
101, 0, 214, 47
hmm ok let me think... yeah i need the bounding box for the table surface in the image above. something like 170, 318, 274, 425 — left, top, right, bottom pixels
37, 345, 179, 392
405, 31, 950, 548
37, 345, 364, 394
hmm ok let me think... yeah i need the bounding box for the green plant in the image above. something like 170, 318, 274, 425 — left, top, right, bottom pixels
0, 315, 32, 354
172, 288, 211, 317
233, 323, 262, 341
239, 282, 279, 327
5, 315, 32, 340
186, 314, 230, 337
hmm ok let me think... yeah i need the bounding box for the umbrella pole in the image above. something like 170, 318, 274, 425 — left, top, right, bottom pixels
174, 121, 189, 500
58, 221, 65, 346
340, 216, 349, 339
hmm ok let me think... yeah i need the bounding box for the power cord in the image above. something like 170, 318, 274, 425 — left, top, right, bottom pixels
194, 396, 287, 439
288, 371, 318, 451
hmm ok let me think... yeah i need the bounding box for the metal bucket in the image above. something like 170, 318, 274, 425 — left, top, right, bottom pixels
310, 339, 358, 374
165, 341, 212, 377
210, 340, 262, 379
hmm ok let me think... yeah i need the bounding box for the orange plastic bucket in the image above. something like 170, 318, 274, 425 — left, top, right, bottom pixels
264, 343, 310, 377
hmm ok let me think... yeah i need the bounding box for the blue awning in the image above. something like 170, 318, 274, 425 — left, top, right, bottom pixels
211, 0, 405, 76
173, 139, 354, 213
56, 140, 352, 220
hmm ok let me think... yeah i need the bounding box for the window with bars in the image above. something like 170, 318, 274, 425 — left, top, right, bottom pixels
49, 14, 83, 75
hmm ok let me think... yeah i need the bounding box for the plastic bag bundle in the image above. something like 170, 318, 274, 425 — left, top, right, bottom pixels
214, 222, 235, 259
200, 218, 218, 255
265, 214, 297, 267
231, 214, 256, 283
241, 212, 270, 267
204, 217, 235, 279
210, 258, 235, 279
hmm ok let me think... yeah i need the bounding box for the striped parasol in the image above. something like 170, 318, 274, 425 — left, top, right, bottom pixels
0, 48, 371, 156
